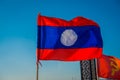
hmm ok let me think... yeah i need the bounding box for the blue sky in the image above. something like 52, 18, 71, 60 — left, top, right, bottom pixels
0, 0, 120, 80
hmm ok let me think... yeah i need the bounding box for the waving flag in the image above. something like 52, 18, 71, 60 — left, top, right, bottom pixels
37, 14, 103, 61
97, 55, 120, 79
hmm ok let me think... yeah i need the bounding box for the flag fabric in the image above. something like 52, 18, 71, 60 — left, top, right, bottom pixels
37, 14, 103, 61
97, 55, 120, 79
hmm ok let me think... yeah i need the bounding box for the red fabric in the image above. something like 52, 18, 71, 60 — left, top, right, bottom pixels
97, 55, 120, 79
37, 48, 102, 61
37, 14, 103, 61
38, 14, 99, 27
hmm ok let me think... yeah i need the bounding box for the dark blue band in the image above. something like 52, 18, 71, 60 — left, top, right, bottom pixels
37, 26, 103, 49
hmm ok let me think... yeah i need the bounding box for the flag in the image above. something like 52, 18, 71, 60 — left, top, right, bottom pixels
37, 14, 103, 61
97, 55, 120, 79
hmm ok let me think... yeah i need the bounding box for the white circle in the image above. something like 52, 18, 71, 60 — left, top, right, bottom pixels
60, 29, 78, 46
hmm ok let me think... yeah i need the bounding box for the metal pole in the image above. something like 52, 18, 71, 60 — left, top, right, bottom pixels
36, 62, 39, 80
90, 59, 98, 80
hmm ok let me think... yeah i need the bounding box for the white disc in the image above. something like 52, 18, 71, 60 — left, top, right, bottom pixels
60, 29, 78, 46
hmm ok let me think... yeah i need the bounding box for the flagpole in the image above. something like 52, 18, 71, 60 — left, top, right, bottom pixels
95, 59, 99, 80
90, 59, 98, 80
36, 61, 39, 80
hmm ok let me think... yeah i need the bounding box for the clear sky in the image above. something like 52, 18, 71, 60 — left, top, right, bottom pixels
0, 0, 120, 80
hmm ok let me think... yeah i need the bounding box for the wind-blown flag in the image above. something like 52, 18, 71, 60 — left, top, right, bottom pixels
97, 55, 120, 79
37, 14, 103, 61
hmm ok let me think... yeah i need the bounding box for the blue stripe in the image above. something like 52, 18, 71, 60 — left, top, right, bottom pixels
37, 26, 103, 49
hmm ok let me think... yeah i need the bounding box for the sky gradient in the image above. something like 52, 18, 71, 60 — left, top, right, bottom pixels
0, 0, 120, 80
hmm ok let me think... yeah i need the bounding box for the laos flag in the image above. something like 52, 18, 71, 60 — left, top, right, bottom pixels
37, 14, 103, 61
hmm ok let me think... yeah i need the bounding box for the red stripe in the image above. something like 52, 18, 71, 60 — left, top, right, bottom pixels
37, 48, 102, 61
37, 14, 99, 27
